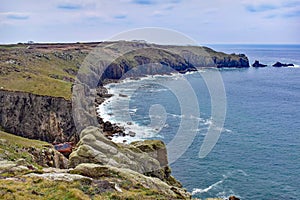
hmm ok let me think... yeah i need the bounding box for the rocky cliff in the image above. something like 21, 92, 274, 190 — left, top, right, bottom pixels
77, 42, 250, 84
0, 41, 250, 144
0, 89, 77, 143
0, 42, 249, 199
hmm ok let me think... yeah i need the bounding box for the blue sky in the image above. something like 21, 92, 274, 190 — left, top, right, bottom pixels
0, 0, 299, 44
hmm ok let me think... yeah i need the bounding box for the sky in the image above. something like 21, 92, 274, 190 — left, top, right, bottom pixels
0, 0, 300, 44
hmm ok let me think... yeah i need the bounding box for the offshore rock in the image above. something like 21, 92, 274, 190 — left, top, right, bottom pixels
252, 60, 267, 67
272, 62, 294, 67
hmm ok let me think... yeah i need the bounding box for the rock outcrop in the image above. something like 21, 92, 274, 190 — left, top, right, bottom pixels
272, 62, 294, 67
69, 126, 181, 187
71, 163, 191, 199
252, 60, 267, 67
0, 89, 77, 143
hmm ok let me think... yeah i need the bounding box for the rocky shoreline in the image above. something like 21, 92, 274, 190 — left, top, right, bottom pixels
0, 41, 252, 199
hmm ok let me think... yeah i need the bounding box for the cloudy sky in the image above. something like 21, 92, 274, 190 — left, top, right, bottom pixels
0, 0, 299, 44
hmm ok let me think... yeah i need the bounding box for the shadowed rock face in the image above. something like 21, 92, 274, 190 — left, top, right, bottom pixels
93, 44, 250, 82
0, 89, 77, 143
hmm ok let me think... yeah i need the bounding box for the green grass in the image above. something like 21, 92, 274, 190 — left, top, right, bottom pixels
0, 130, 49, 149
0, 177, 170, 200
0, 131, 50, 169
0, 44, 87, 99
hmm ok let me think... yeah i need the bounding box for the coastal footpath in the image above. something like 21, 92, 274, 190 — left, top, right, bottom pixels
0, 41, 249, 199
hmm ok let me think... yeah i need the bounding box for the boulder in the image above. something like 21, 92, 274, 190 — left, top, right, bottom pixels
272, 62, 294, 67
252, 60, 267, 67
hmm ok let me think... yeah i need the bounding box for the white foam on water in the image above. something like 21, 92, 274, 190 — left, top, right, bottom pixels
97, 83, 165, 143
288, 64, 300, 68
97, 71, 213, 144
236, 169, 249, 177
191, 179, 224, 195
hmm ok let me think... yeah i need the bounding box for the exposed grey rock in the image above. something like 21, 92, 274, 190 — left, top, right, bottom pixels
69, 127, 161, 175
25, 172, 92, 182
0, 89, 76, 143
71, 163, 191, 199
69, 126, 180, 187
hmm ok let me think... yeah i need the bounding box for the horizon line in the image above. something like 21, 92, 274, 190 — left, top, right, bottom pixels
1, 40, 300, 46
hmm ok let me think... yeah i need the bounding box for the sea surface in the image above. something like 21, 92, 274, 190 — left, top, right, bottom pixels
97, 44, 300, 199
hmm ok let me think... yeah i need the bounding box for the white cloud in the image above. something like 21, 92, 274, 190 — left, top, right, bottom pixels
0, 0, 299, 44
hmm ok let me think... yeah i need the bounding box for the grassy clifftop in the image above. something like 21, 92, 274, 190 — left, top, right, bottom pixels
0, 41, 249, 99
0, 43, 94, 99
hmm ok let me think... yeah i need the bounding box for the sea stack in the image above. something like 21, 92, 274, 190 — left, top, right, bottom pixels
252, 60, 267, 67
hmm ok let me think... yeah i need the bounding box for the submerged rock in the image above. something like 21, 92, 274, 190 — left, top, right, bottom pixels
128, 131, 136, 137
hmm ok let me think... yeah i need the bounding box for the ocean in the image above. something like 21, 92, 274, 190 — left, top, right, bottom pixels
97, 44, 300, 199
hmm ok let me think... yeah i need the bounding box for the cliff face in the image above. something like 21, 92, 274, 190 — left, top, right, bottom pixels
98, 44, 250, 81
0, 89, 76, 143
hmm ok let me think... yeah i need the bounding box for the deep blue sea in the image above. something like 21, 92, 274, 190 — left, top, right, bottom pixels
98, 44, 300, 199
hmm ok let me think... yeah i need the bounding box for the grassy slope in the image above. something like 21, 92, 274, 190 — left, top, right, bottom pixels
0, 130, 49, 164
0, 131, 176, 200
0, 44, 90, 99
